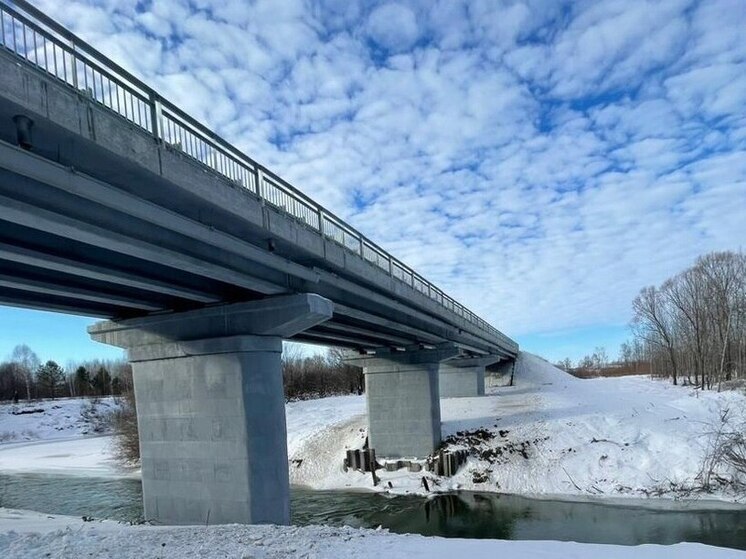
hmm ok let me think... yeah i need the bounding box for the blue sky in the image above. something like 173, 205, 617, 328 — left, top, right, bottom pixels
1, 0, 745, 365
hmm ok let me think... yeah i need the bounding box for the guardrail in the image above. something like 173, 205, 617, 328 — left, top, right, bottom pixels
0, 0, 516, 350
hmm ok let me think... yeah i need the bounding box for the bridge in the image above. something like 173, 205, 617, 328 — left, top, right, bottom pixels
0, 0, 518, 526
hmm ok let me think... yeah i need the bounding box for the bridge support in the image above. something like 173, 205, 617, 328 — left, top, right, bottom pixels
439, 356, 504, 398
89, 294, 332, 526
439, 363, 486, 398
347, 345, 459, 458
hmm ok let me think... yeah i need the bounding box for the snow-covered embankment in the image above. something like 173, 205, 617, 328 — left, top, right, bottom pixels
289, 353, 746, 502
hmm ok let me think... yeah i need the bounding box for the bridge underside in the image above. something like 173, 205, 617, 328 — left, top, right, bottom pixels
0, 68, 515, 358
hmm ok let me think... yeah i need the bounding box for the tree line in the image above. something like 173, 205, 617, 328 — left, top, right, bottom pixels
0, 344, 132, 402
282, 346, 363, 400
1, 343, 362, 404
556, 341, 652, 378
631, 251, 745, 389
557, 252, 746, 388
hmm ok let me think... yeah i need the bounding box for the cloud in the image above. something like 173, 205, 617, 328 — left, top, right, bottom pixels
22, 0, 746, 354
366, 3, 419, 52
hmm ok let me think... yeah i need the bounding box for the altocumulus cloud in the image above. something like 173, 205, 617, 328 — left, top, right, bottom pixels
29, 0, 746, 342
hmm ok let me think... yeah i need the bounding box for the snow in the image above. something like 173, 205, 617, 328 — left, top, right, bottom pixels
0, 397, 119, 443
289, 353, 746, 503
4, 355, 745, 503
2, 357, 746, 556
0, 436, 126, 477
285, 394, 365, 458
0, 508, 742, 559
0, 397, 128, 478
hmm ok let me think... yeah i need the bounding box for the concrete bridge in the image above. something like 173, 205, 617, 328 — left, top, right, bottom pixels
0, 0, 518, 526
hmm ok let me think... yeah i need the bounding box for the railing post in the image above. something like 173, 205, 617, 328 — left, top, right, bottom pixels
255, 167, 264, 197
317, 209, 325, 236
69, 38, 78, 89
150, 94, 163, 141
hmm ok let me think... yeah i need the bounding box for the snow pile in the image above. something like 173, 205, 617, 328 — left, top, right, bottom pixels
0, 397, 119, 443
286, 394, 365, 458
0, 508, 741, 559
290, 353, 746, 502
286, 394, 369, 489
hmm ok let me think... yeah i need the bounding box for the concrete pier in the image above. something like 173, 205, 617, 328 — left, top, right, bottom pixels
439, 363, 486, 398
348, 346, 458, 458
89, 294, 332, 526
439, 356, 505, 398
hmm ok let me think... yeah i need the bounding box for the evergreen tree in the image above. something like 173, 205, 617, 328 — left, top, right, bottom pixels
36, 361, 65, 399
111, 376, 122, 396
74, 366, 91, 396
92, 366, 111, 396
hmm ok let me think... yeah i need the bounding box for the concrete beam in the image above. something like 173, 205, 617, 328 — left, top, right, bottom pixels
0, 141, 320, 285
314, 268, 504, 355
89, 293, 333, 348
0, 242, 218, 303
346, 344, 460, 367
89, 293, 333, 526
315, 321, 414, 347
0, 273, 163, 312
0, 192, 286, 295
445, 355, 504, 369
0, 292, 114, 318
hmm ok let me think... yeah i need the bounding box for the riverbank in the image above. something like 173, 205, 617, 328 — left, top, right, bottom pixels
2, 353, 744, 503
1, 507, 743, 559
290, 353, 746, 503
0, 397, 126, 478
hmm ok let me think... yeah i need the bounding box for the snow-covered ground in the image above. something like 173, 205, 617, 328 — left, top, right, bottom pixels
2, 356, 745, 557
0, 508, 742, 559
0, 397, 119, 443
289, 353, 746, 503
3, 355, 745, 503
0, 436, 125, 477
0, 397, 127, 478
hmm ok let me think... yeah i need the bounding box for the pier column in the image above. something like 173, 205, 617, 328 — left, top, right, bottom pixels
347, 345, 458, 458
439, 356, 505, 398
89, 294, 332, 526
439, 363, 486, 397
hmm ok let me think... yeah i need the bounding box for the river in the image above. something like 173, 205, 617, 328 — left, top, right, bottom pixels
1, 474, 744, 550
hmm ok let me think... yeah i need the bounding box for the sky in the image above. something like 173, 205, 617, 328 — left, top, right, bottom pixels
1, 0, 745, 365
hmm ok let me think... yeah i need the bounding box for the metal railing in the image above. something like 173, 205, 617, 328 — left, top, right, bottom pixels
0, 0, 515, 349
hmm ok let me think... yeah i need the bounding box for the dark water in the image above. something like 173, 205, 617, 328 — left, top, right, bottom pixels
1, 474, 745, 550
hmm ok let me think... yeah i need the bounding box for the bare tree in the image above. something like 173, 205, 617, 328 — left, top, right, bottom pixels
632, 285, 680, 385
10, 344, 40, 401
631, 251, 746, 389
